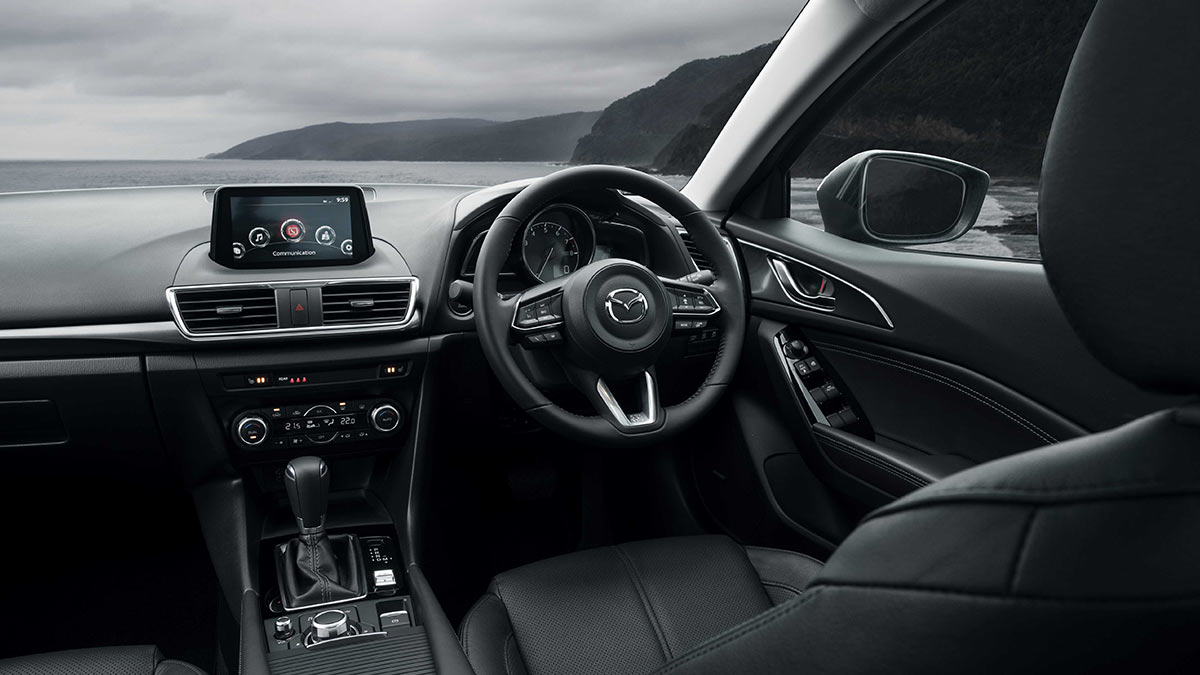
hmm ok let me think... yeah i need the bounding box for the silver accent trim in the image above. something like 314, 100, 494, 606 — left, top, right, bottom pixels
768, 258, 835, 310
660, 278, 723, 317
311, 610, 349, 640
166, 276, 419, 341
304, 629, 387, 651
740, 240, 894, 329
304, 405, 338, 444
595, 371, 659, 428
370, 404, 401, 432
604, 288, 649, 324
510, 293, 565, 334
236, 415, 268, 446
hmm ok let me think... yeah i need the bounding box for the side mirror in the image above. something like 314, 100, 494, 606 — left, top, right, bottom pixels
816, 150, 989, 245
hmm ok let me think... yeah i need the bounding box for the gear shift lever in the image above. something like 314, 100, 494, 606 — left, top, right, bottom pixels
276, 456, 367, 610
285, 456, 329, 531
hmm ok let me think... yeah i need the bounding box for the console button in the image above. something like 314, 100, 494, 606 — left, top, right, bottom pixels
289, 289, 309, 326
314, 225, 336, 246
371, 404, 401, 432
280, 219, 305, 242
249, 227, 271, 248
235, 416, 268, 446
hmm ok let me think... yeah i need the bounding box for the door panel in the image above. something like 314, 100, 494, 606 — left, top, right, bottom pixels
705, 215, 1179, 541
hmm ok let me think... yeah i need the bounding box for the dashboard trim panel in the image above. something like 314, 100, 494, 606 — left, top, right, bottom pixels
166, 276, 420, 341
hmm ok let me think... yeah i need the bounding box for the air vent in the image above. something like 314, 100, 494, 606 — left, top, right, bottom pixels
173, 287, 278, 334
321, 280, 414, 326
678, 229, 712, 271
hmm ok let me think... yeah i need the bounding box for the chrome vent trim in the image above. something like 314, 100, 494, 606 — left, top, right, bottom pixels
320, 280, 415, 326
166, 276, 420, 341
172, 287, 278, 334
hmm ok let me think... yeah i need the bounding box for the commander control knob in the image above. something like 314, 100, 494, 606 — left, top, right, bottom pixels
311, 609, 349, 641
235, 415, 268, 446
370, 404, 401, 433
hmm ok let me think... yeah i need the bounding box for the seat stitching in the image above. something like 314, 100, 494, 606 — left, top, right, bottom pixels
760, 580, 804, 596
655, 588, 821, 674
805, 581, 1200, 604
1008, 507, 1039, 592
743, 546, 824, 567
820, 343, 1058, 444
503, 631, 519, 675
459, 593, 500, 654
614, 544, 673, 661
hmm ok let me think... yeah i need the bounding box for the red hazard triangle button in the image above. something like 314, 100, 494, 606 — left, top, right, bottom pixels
289, 289, 310, 326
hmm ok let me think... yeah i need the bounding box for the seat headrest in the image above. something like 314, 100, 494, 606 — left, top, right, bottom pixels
1039, 0, 1200, 394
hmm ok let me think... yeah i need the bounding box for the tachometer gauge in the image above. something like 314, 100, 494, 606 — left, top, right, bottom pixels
520, 204, 595, 282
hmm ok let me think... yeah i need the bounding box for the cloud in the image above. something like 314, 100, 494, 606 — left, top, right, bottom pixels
0, 0, 801, 158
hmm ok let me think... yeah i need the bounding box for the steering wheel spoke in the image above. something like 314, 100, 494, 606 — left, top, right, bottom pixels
564, 365, 663, 432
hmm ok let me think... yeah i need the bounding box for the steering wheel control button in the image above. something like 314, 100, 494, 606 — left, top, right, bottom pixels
235, 416, 268, 446
314, 225, 336, 246
289, 289, 309, 326
370, 404, 401, 432
280, 218, 305, 242
248, 227, 270, 248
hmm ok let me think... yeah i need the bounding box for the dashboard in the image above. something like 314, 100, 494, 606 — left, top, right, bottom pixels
0, 180, 701, 353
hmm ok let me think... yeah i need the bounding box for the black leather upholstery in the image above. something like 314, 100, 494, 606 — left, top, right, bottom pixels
1039, 0, 1200, 393
655, 408, 1200, 673
459, 536, 823, 675
276, 532, 367, 609
0, 646, 206, 675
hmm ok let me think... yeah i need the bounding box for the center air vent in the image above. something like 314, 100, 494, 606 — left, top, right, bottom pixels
172, 287, 278, 334
321, 280, 414, 326
678, 229, 712, 271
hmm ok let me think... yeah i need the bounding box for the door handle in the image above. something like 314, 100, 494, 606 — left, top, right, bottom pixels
769, 258, 836, 309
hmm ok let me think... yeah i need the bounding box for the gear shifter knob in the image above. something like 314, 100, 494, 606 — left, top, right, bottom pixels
285, 456, 329, 531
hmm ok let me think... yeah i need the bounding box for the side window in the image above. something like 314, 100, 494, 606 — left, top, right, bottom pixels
790, 0, 1098, 261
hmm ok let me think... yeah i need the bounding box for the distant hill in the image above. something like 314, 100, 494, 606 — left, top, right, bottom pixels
569, 42, 778, 168
209, 112, 600, 161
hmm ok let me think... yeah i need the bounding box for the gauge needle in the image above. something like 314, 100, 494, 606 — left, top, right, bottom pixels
537, 246, 555, 278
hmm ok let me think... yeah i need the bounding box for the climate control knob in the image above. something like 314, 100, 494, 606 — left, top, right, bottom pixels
370, 404, 401, 432
235, 415, 268, 446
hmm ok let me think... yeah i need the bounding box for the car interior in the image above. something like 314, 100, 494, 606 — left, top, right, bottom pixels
1, 0, 1197, 673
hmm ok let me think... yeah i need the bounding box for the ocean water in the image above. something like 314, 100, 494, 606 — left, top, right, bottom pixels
0, 160, 1038, 259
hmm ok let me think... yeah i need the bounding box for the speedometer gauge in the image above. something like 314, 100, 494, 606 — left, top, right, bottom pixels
520, 204, 595, 282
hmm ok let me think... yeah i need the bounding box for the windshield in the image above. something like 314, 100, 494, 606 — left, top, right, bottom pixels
0, 1, 800, 194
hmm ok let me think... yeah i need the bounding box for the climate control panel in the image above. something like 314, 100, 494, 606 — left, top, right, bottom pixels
232, 398, 404, 450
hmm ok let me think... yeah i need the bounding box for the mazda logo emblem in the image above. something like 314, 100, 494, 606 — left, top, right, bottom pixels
605, 288, 649, 324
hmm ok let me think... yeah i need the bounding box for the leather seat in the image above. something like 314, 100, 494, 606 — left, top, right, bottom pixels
459, 536, 822, 675
460, 1, 1200, 672
0, 646, 206, 675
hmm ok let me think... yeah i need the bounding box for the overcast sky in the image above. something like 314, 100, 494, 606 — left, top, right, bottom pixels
0, 0, 800, 159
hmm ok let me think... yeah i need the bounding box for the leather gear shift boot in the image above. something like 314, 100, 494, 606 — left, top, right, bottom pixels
277, 528, 368, 610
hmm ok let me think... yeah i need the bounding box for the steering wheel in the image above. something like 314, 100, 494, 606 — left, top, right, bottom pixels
473, 165, 745, 447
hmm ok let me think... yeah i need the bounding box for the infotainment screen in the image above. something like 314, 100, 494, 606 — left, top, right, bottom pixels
210, 186, 374, 269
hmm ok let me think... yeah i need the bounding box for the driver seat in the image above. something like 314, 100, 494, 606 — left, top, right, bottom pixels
459, 536, 822, 674
460, 1, 1200, 673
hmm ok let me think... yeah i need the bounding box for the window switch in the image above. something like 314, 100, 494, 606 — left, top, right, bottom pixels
821, 383, 840, 399
839, 408, 858, 425
808, 387, 827, 403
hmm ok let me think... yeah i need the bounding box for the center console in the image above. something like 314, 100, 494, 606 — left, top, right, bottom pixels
148, 185, 475, 675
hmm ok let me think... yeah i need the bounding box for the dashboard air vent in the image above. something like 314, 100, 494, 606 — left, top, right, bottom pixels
321, 280, 414, 326
173, 287, 278, 334
678, 229, 712, 271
